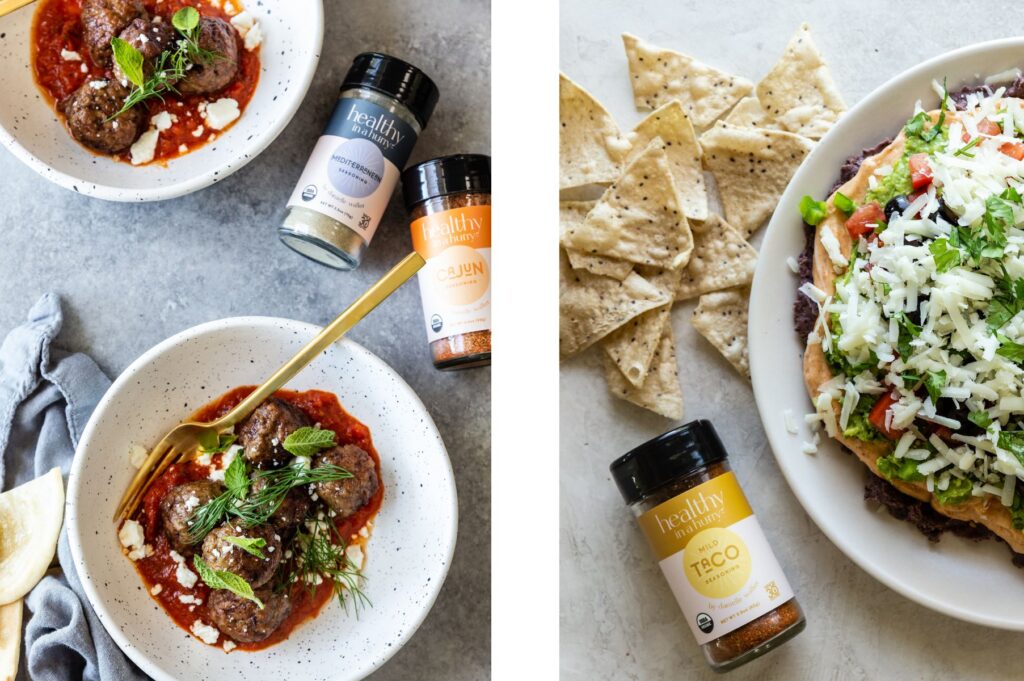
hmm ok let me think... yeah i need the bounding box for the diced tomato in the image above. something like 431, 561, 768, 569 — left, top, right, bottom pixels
909, 153, 933, 189
978, 117, 1002, 136
929, 424, 954, 442
1000, 141, 1024, 160
962, 129, 971, 143
869, 390, 904, 440
845, 202, 885, 238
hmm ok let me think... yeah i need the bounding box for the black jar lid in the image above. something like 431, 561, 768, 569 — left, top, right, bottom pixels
609, 420, 729, 505
402, 154, 491, 209
342, 52, 439, 129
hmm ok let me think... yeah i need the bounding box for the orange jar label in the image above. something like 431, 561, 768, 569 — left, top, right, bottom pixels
410, 205, 492, 343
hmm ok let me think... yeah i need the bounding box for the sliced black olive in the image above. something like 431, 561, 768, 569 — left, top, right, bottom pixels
884, 194, 911, 222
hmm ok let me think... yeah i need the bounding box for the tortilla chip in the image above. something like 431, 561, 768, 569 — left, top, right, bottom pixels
755, 23, 846, 139
691, 287, 751, 379
626, 101, 708, 221
560, 201, 633, 281
723, 96, 781, 131
600, 265, 683, 387
622, 33, 752, 129
604, 323, 684, 419
699, 121, 813, 237
559, 250, 671, 359
675, 214, 758, 301
560, 139, 694, 269
560, 73, 630, 189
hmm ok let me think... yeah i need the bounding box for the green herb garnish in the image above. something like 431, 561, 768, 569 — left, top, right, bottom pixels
198, 432, 237, 454
111, 37, 145, 87
224, 535, 267, 558
223, 452, 249, 499
287, 519, 370, 616
193, 555, 264, 609
998, 430, 1024, 467
929, 237, 961, 273
954, 137, 982, 157
996, 333, 1024, 363
968, 410, 993, 429
924, 370, 946, 403
282, 427, 337, 457
798, 195, 827, 226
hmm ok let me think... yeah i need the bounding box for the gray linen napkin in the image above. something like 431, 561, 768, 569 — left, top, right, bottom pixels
0, 294, 147, 681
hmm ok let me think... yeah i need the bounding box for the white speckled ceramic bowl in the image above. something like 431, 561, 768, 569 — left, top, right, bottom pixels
751, 38, 1024, 630
66, 317, 458, 680
0, 0, 323, 201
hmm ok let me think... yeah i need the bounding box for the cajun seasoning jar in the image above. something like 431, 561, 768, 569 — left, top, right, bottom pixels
279, 52, 439, 270
610, 420, 805, 673
402, 154, 491, 370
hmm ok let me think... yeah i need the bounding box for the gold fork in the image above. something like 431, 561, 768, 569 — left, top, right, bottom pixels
113, 251, 425, 522
0, 0, 36, 19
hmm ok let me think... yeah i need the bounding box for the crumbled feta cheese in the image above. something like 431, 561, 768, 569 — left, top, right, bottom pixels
179, 143, 188, 153
169, 550, 198, 588
80, 63, 88, 73
223, 640, 236, 652
178, 594, 200, 604
358, 525, 369, 538
60, 49, 81, 61
192, 125, 205, 138
129, 444, 148, 469
230, 12, 262, 50
345, 544, 364, 570
151, 584, 163, 596
118, 519, 145, 553
204, 98, 240, 130
152, 110, 174, 131
783, 409, 798, 435
88, 80, 108, 89
130, 129, 159, 165
190, 620, 219, 644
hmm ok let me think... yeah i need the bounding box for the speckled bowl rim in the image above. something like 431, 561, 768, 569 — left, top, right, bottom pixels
0, 2, 324, 202
751, 37, 1024, 631
66, 316, 459, 679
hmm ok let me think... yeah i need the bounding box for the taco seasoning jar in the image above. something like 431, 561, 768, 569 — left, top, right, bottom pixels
279, 53, 439, 270
610, 420, 805, 673
402, 154, 491, 370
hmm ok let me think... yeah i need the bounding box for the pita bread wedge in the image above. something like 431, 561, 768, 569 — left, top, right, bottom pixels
675, 214, 758, 301
559, 249, 671, 359
0, 599, 20, 681
626, 101, 708, 221
560, 73, 630, 189
601, 265, 684, 387
605, 323, 684, 419
723, 96, 781, 131
561, 139, 694, 269
756, 23, 846, 139
622, 33, 752, 129
700, 121, 814, 237
691, 286, 750, 379
560, 201, 633, 281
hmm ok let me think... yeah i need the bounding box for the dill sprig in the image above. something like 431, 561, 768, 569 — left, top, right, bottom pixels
186, 462, 352, 543
289, 518, 371, 616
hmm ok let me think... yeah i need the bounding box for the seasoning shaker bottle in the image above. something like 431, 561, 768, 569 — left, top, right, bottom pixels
610, 420, 805, 673
280, 52, 439, 270
402, 154, 491, 370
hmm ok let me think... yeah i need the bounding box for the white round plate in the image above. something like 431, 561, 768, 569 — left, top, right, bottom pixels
0, 0, 323, 201
751, 38, 1024, 631
66, 317, 458, 680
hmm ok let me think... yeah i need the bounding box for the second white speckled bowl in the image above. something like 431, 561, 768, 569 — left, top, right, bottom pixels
67, 317, 458, 680
0, 0, 323, 201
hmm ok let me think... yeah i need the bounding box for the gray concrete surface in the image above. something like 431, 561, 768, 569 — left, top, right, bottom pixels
560, 2, 1024, 680
0, 1, 490, 678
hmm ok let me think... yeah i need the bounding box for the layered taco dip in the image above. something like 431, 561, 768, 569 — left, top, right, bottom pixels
798, 75, 1024, 558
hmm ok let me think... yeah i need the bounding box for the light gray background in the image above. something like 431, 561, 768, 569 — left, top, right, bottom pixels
0, 1, 490, 678
561, 1, 1024, 680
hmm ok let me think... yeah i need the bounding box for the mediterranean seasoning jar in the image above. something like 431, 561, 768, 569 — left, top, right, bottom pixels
279, 53, 439, 270
402, 154, 491, 370
610, 420, 805, 673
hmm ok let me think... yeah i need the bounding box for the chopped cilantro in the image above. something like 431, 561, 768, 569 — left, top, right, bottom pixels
998, 430, 1024, 467
929, 237, 961, 273
967, 410, 993, 429
924, 370, 946, 403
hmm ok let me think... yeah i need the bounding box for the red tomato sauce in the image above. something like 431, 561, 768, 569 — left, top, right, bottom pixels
31, 0, 260, 165
128, 387, 383, 652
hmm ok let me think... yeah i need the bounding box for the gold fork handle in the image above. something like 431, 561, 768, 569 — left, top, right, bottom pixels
213, 251, 425, 429
0, 0, 37, 18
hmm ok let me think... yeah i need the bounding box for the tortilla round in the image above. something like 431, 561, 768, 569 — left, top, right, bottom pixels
802, 110, 1024, 553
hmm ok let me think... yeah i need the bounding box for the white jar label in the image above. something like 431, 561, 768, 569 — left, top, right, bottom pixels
287, 97, 419, 245
410, 205, 492, 343
636, 472, 795, 645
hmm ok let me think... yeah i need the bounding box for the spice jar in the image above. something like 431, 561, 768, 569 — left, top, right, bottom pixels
279, 52, 439, 270
402, 154, 491, 370
610, 420, 805, 673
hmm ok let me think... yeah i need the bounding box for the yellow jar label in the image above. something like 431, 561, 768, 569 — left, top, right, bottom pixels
637, 472, 794, 645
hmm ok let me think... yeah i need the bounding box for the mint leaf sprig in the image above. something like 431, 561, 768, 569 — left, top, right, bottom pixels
193, 555, 264, 609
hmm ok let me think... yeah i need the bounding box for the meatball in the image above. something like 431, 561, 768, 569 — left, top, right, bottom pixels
59, 80, 143, 154
177, 18, 239, 95
201, 522, 282, 588
207, 587, 291, 643
250, 476, 311, 531
113, 18, 177, 84
159, 480, 224, 556
236, 397, 311, 469
314, 445, 379, 520
81, 0, 147, 66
